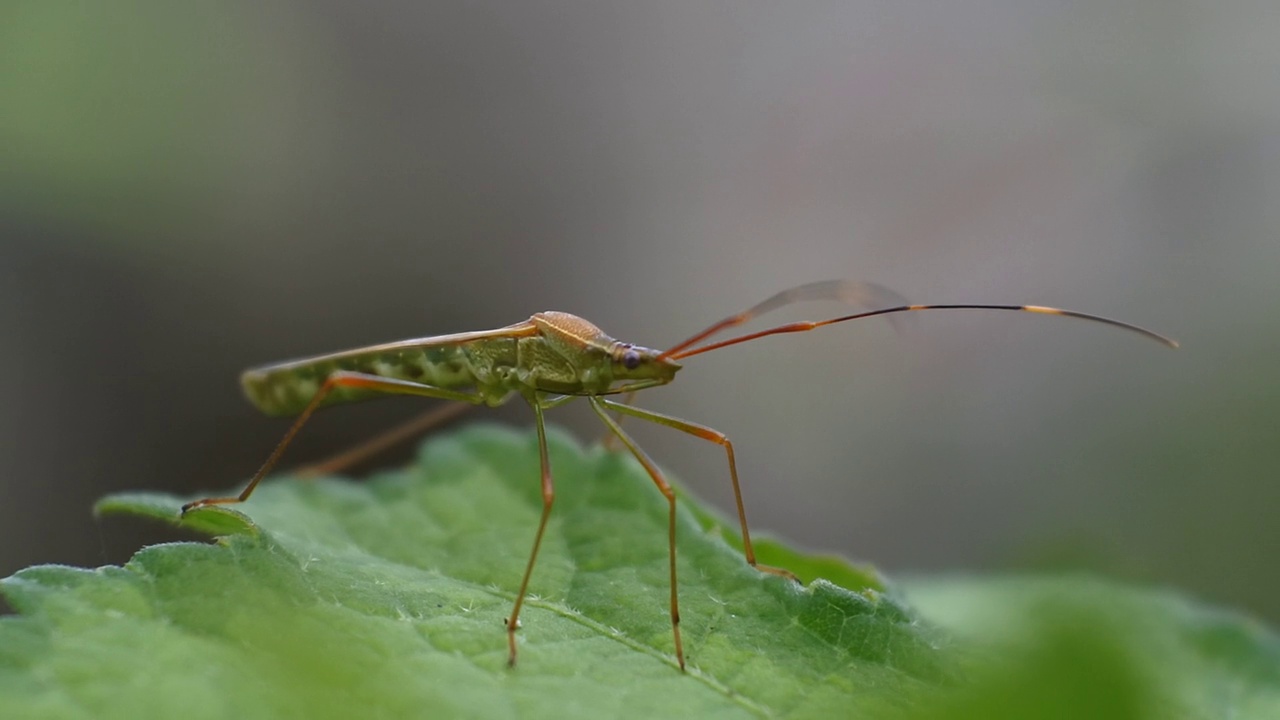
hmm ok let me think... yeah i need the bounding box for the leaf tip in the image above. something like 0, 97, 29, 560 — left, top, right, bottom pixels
94, 492, 260, 537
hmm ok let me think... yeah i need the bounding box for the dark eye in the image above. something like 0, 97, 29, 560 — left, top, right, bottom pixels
622, 350, 641, 370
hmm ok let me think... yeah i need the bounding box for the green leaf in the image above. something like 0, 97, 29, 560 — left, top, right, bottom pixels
2, 425, 1278, 719
2, 426, 947, 719
900, 577, 1280, 720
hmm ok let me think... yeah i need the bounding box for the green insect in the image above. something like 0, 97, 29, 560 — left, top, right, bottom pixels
182, 280, 1177, 671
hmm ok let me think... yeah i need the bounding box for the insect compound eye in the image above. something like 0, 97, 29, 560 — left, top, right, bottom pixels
622, 350, 641, 370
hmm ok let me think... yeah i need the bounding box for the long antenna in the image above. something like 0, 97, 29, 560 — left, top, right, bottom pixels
661, 279, 910, 359
665, 303, 1178, 361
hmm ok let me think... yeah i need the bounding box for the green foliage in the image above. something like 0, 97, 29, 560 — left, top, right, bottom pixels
1, 425, 1277, 719
903, 577, 1280, 720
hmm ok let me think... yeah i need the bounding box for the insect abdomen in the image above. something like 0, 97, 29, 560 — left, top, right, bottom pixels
241, 345, 482, 416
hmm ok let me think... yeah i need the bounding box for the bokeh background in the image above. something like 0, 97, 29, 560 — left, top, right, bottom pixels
2, 2, 1276, 624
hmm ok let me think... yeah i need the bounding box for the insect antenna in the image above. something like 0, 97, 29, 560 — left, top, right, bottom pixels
660, 279, 910, 359
665, 303, 1178, 361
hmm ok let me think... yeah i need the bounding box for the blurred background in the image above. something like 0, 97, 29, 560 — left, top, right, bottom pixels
2, 2, 1276, 623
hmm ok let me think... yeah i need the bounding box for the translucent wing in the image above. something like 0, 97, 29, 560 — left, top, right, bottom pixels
247, 321, 539, 374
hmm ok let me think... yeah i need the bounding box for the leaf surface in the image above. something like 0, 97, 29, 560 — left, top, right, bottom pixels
2, 425, 1277, 719
3, 426, 943, 719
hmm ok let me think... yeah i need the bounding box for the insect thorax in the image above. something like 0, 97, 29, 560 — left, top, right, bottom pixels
513, 335, 611, 395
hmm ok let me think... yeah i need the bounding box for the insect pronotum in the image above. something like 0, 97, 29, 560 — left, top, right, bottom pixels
182, 280, 1177, 670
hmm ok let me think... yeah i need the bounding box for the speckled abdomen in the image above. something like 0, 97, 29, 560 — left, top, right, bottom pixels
240, 340, 512, 416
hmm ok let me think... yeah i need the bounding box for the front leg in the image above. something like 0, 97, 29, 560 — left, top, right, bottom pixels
588, 396, 687, 671
597, 397, 798, 582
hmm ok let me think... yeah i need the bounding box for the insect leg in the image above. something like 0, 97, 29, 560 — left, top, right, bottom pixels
538, 394, 577, 410
295, 401, 473, 478
588, 396, 686, 671
598, 398, 797, 582
182, 372, 486, 514
600, 390, 638, 450
596, 382, 664, 450
506, 394, 556, 668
